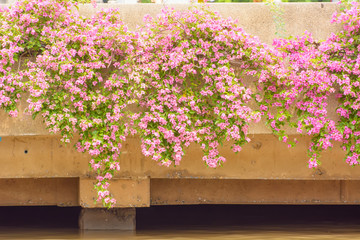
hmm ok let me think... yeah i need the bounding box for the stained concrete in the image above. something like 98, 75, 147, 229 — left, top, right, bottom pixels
0, 135, 359, 180
2, 178, 360, 207
79, 208, 136, 230
0, 178, 78, 206
79, 178, 150, 208
151, 179, 360, 205
77, 3, 340, 43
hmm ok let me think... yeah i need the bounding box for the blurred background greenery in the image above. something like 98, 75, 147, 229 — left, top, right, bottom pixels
137, 0, 333, 3
75, 0, 334, 5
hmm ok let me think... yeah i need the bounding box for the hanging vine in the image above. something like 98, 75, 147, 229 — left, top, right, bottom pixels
0, 0, 360, 207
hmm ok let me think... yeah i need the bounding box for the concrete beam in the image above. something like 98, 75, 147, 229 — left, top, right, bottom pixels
0, 178, 78, 206
79, 208, 136, 230
1, 135, 360, 180
1, 178, 360, 206
79, 178, 150, 208
150, 179, 360, 205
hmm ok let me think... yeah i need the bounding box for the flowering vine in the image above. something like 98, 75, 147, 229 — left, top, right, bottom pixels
258, 2, 360, 168
1, 0, 360, 207
132, 7, 273, 168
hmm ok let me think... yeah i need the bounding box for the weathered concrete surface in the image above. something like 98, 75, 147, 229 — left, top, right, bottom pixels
0, 136, 88, 178
0, 178, 78, 206
0, 3, 341, 137
1, 135, 360, 180
150, 179, 360, 205
2, 178, 360, 207
79, 178, 150, 208
79, 208, 136, 230
78, 3, 340, 43
0, 99, 49, 137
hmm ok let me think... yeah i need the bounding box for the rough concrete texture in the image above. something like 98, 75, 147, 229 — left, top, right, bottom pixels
0, 136, 88, 178
77, 3, 340, 43
2, 135, 360, 180
79, 178, 150, 208
151, 179, 360, 205
0, 98, 49, 137
0, 178, 78, 206
2, 177, 360, 207
0, 3, 341, 137
79, 208, 136, 230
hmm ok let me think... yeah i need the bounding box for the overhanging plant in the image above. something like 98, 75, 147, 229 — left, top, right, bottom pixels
1, 0, 360, 207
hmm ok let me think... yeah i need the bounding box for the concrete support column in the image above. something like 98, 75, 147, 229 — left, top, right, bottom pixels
79, 208, 136, 230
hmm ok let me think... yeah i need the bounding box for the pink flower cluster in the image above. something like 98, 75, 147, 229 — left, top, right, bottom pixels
133, 8, 267, 168
258, 2, 360, 168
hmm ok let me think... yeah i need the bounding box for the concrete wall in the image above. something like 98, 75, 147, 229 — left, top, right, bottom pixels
1, 3, 357, 209
78, 3, 340, 44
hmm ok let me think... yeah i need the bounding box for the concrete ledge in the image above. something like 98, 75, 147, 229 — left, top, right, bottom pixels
151, 179, 360, 205
2, 178, 360, 206
0, 178, 78, 206
1, 135, 360, 180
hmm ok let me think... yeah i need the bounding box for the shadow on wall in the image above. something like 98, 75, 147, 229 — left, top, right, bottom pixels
0, 206, 81, 228
0, 205, 360, 230
137, 205, 360, 230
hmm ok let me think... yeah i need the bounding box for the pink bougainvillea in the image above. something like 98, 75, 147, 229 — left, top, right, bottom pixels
132, 7, 271, 168
1, 0, 360, 207
259, 2, 360, 168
